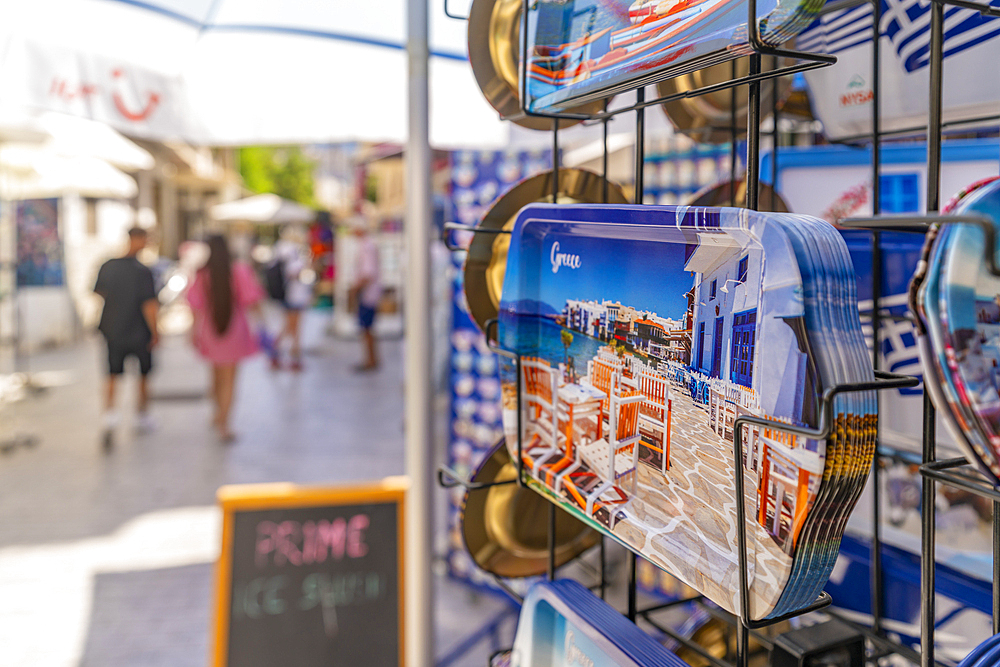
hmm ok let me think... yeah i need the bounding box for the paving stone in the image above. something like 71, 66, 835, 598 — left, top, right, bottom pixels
0, 313, 513, 667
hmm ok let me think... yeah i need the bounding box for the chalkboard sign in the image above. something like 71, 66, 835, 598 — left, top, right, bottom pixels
212, 479, 407, 667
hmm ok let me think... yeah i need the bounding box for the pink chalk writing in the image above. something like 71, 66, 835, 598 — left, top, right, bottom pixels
255, 514, 370, 568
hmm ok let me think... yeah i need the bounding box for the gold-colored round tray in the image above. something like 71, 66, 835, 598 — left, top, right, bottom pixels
676, 617, 784, 667
658, 58, 792, 144
464, 168, 628, 334
461, 439, 601, 578
468, 0, 607, 130
687, 179, 790, 213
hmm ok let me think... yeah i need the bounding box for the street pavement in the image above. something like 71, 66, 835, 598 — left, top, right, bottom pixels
0, 312, 514, 667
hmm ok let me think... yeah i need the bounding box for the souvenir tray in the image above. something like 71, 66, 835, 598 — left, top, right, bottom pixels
467, 0, 607, 129
523, 0, 824, 114
511, 579, 695, 667
657, 58, 791, 144
914, 177, 1000, 485
493, 203, 875, 619
460, 438, 601, 578
465, 168, 628, 334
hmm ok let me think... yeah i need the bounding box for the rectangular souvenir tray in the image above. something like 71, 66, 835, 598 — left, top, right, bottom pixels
496, 204, 833, 618
523, 0, 824, 113
513, 579, 694, 666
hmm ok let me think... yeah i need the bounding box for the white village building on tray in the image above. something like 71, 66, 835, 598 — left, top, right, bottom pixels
563, 299, 688, 362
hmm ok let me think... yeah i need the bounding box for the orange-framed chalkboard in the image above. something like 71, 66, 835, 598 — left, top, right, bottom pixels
212, 478, 407, 667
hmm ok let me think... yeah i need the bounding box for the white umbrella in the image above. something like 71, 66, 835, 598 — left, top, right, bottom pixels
39, 112, 154, 171
209, 193, 314, 224
0, 142, 137, 199
0, 0, 507, 148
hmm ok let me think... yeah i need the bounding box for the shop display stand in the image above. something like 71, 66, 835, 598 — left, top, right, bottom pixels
837, 5, 1000, 667
440, 0, 1000, 665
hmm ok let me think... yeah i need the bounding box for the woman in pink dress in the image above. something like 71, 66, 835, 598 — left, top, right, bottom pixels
187, 235, 265, 442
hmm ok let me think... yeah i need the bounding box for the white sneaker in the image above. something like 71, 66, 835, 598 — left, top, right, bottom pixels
102, 411, 120, 430
101, 411, 118, 451
136, 412, 157, 434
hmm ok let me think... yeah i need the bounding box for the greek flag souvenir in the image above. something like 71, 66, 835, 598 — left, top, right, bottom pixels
799, 0, 1000, 139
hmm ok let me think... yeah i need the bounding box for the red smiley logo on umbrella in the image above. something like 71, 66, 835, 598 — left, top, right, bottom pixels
111, 68, 160, 122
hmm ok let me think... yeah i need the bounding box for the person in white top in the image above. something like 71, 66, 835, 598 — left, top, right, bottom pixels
272, 227, 313, 371
350, 217, 382, 372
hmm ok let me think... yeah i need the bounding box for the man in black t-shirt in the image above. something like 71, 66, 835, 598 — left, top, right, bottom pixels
94, 227, 159, 449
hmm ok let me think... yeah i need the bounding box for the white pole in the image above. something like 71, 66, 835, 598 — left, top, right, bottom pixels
405, 0, 434, 664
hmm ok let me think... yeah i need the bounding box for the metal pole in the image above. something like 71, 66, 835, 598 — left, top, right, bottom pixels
926, 7, 944, 210
405, 0, 434, 662
770, 56, 779, 212
731, 60, 738, 207
994, 501, 1000, 634
629, 552, 638, 622
548, 501, 557, 580
600, 537, 607, 599
603, 101, 610, 204
746, 55, 761, 211
553, 119, 560, 202
736, 621, 750, 667
921, 391, 937, 667
921, 6, 943, 666
635, 87, 645, 203
870, 0, 884, 635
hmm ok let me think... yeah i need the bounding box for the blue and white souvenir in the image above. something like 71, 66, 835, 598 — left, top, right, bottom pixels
916, 178, 1000, 484
524, 0, 824, 114
493, 203, 875, 618
511, 579, 695, 666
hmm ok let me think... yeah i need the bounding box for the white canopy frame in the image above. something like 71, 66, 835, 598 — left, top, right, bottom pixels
0, 0, 506, 149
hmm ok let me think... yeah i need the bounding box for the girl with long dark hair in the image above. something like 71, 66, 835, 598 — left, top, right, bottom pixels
187, 235, 265, 441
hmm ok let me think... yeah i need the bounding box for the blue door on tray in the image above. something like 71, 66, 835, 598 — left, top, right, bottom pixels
730, 309, 757, 388
711, 317, 724, 378
697, 322, 705, 371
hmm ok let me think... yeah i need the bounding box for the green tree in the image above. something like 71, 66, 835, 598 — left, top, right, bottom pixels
560, 329, 573, 360
239, 146, 317, 207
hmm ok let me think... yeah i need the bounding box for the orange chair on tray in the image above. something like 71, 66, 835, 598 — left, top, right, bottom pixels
520, 357, 563, 475
578, 383, 643, 516
634, 367, 671, 472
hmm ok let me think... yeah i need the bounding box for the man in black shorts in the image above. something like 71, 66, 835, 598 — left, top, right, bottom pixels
94, 227, 159, 449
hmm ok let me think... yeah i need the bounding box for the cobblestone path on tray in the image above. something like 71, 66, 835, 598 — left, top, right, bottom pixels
613, 384, 792, 618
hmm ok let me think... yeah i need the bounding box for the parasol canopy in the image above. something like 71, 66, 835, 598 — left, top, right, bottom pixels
0, 0, 506, 148
209, 193, 315, 224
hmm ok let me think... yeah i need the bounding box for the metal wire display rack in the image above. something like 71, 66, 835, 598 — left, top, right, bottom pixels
438, 0, 1000, 665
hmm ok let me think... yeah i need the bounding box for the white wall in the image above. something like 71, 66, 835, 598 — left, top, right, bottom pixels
16, 194, 135, 352
15, 286, 75, 351
779, 160, 998, 220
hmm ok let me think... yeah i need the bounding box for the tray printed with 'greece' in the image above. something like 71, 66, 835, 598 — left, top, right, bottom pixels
493, 203, 875, 619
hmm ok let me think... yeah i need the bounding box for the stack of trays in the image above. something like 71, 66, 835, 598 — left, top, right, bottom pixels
511, 578, 696, 666
956, 632, 1000, 667
913, 177, 1000, 485
493, 203, 874, 619
523, 0, 825, 114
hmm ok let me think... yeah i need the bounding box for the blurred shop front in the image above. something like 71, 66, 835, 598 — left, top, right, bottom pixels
0, 121, 242, 356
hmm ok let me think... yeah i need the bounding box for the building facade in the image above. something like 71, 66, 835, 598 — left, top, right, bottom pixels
686, 240, 763, 389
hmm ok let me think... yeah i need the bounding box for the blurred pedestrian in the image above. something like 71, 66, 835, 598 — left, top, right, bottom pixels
271, 227, 313, 371
350, 217, 381, 372
187, 235, 266, 442
93, 227, 159, 450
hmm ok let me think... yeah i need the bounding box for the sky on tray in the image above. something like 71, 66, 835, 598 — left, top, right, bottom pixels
535, 234, 695, 322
